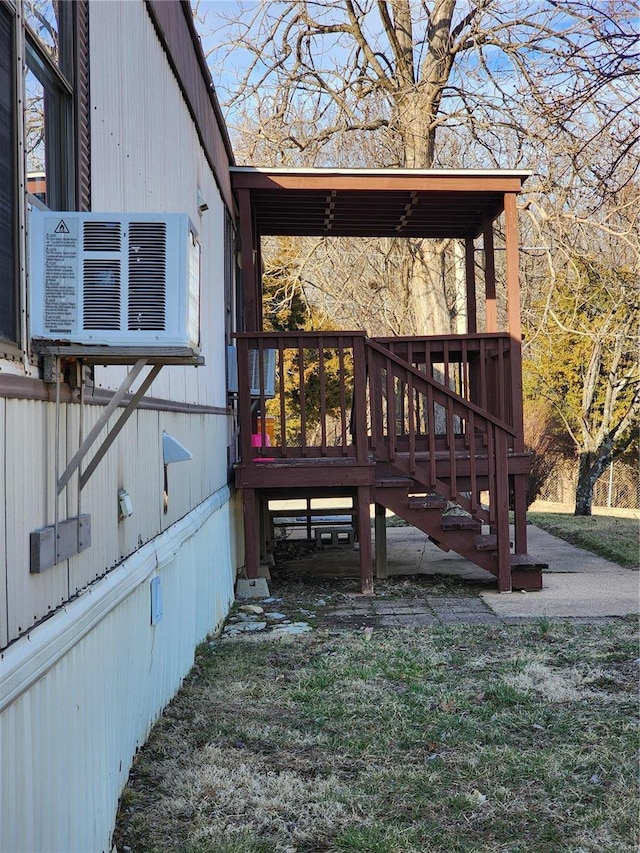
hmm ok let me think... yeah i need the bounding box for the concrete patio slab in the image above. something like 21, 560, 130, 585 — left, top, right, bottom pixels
274, 522, 638, 621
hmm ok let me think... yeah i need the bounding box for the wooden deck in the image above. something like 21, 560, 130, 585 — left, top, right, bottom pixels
233, 332, 544, 593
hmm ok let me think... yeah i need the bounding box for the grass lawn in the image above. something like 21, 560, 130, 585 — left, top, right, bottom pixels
528, 512, 639, 568
113, 619, 639, 853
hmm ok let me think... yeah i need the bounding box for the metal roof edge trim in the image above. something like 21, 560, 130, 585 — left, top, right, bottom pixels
230, 166, 532, 178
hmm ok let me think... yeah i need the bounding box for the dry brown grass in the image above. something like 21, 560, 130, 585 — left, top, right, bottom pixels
113, 613, 639, 853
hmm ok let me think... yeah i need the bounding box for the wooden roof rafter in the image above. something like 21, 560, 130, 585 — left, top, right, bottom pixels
396, 191, 419, 233
323, 189, 338, 232
230, 167, 531, 241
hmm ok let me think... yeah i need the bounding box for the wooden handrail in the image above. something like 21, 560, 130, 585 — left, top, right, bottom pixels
365, 338, 514, 525
366, 338, 517, 436
235, 328, 517, 533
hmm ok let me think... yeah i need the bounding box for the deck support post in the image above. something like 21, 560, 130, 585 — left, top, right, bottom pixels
495, 432, 512, 592
357, 486, 374, 594
259, 495, 270, 563
374, 502, 388, 579
465, 236, 477, 334
504, 191, 528, 558
238, 189, 259, 331
513, 473, 528, 555
242, 488, 260, 579
483, 219, 497, 333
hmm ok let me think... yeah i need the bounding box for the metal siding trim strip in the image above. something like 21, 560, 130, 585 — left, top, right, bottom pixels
0, 374, 229, 414
74, 0, 91, 211
0, 485, 231, 712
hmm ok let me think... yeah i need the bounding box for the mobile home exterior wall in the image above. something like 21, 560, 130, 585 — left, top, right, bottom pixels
0, 2, 239, 850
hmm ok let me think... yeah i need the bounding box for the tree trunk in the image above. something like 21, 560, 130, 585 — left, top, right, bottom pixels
398, 238, 450, 335
574, 450, 609, 516
410, 251, 451, 335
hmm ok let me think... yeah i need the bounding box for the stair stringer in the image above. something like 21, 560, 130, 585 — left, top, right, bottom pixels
382, 454, 493, 525
375, 485, 499, 578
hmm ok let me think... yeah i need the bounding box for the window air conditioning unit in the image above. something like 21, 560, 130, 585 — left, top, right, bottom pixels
29, 211, 201, 351
227, 345, 276, 398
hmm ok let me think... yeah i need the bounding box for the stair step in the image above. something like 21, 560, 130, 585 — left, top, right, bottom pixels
510, 554, 546, 591
408, 495, 448, 511
475, 534, 497, 551
441, 515, 480, 532
376, 476, 415, 488
428, 536, 451, 553
510, 553, 548, 570
475, 534, 514, 551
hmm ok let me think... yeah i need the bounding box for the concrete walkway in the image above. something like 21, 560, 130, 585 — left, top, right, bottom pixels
481, 525, 639, 620
269, 523, 639, 623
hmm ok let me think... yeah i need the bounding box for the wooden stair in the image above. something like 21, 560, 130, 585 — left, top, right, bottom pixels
374, 468, 544, 591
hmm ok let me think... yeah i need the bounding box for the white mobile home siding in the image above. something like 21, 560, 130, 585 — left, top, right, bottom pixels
0, 2, 239, 850
1, 492, 235, 853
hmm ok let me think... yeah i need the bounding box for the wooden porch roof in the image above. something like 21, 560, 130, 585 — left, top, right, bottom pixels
230, 167, 531, 239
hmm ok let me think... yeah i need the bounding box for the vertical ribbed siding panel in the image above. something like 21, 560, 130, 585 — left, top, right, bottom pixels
122, 408, 162, 554
0, 498, 235, 853
3, 402, 231, 647
5, 400, 68, 639
74, 0, 91, 211
159, 411, 192, 530
88, 0, 228, 408
0, 397, 6, 647
67, 402, 119, 596
64, 400, 78, 523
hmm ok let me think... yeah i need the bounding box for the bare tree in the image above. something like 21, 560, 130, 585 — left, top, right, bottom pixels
198, 0, 639, 335
523, 233, 639, 516
195, 2, 640, 512
207, 2, 637, 170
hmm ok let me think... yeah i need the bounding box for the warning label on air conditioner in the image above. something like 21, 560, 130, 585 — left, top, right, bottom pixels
43, 217, 79, 331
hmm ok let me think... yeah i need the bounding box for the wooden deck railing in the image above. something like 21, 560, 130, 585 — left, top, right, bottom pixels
366, 338, 516, 590
366, 338, 516, 513
235, 331, 521, 590
234, 331, 369, 464
373, 333, 513, 425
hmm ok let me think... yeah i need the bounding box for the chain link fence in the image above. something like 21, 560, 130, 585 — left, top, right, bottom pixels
539, 459, 640, 510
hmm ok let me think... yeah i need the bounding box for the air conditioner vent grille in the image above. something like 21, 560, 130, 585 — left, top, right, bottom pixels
83, 221, 121, 252
30, 211, 200, 350
83, 260, 121, 329
128, 222, 166, 330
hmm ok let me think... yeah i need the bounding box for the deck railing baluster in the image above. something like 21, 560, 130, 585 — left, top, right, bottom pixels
497, 337, 506, 423
278, 337, 286, 458
461, 339, 468, 402
318, 338, 327, 455
352, 335, 368, 463
298, 336, 307, 456
260, 339, 269, 454
338, 340, 348, 455
386, 358, 396, 461
447, 396, 456, 496
486, 424, 496, 525
427, 384, 436, 489
407, 369, 416, 475
468, 410, 478, 512
443, 339, 450, 394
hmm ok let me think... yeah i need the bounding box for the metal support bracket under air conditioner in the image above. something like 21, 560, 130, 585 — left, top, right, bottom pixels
31, 345, 203, 573
32, 343, 203, 497
56, 357, 163, 495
